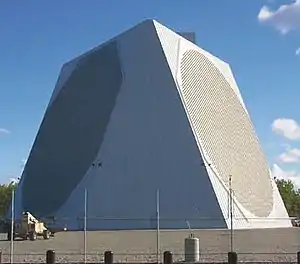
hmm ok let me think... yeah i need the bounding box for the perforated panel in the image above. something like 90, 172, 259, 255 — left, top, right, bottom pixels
180, 50, 273, 217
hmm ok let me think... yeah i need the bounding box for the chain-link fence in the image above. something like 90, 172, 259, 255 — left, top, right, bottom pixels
0, 250, 299, 263
0, 216, 299, 263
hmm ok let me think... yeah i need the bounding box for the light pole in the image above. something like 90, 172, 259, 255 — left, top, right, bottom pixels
156, 189, 160, 264
229, 175, 233, 253
10, 189, 15, 264
84, 188, 87, 264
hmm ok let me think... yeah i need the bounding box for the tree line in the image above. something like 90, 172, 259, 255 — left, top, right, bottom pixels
0, 179, 300, 218
275, 178, 300, 217
0, 182, 17, 218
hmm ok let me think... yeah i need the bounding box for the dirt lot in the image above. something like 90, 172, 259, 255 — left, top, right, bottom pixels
0, 228, 299, 263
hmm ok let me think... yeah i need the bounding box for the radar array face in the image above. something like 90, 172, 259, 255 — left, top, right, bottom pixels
180, 50, 273, 217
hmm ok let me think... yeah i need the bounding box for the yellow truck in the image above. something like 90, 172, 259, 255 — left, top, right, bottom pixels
7, 212, 51, 241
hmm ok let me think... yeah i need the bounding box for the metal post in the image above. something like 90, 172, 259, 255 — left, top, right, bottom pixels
163, 251, 173, 264
297, 251, 300, 264
228, 251, 237, 264
10, 189, 14, 264
156, 189, 160, 264
229, 175, 233, 253
104, 251, 113, 264
46, 250, 56, 264
84, 188, 87, 264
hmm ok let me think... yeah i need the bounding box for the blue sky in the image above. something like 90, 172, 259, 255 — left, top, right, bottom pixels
0, 0, 299, 185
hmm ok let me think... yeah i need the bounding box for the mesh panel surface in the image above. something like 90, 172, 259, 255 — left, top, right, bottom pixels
180, 50, 273, 217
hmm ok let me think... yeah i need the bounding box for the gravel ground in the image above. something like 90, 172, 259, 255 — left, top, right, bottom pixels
0, 228, 299, 263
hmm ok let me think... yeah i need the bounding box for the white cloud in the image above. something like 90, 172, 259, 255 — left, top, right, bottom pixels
296, 47, 300, 55
0, 159, 27, 185
8, 178, 19, 184
278, 147, 300, 163
0, 128, 10, 135
271, 163, 300, 189
258, 0, 300, 34
272, 118, 300, 140
21, 158, 27, 168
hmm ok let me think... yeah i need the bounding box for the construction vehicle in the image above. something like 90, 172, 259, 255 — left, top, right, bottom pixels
291, 217, 300, 227
7, 212, 51, 241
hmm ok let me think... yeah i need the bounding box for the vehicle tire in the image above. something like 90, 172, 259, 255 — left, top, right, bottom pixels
29, 231, 37, 241
43, 230, 50, 240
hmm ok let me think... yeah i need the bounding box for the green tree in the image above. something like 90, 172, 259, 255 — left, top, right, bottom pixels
276, 178, 300, 217
0, 182, 18, 218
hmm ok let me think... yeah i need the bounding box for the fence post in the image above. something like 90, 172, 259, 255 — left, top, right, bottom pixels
163, 251, 173, 264
46, 250, 55, 264
104, 251, 113, 264
0, 251, 2, 264
297, 251, 300, 264
228, 251, 237, 264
